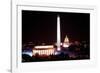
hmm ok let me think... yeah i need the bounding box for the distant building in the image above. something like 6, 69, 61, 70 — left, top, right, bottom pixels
33, 45, 55, 56
62, 35, 70, 48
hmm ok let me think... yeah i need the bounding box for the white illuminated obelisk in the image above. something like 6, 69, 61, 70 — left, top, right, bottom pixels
57, 15, 61, 51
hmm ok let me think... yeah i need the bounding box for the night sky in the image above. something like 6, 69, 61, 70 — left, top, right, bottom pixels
22, 10, 90, 45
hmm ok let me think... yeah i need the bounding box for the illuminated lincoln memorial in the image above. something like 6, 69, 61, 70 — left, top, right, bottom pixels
33, 45, 55, 56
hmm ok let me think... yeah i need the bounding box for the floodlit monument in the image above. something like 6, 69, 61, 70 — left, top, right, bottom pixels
57, 15, 61, 51
63, 35, 69, 48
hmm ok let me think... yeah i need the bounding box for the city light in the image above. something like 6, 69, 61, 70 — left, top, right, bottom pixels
22, 11, 90, 62
34, 45, 53, 49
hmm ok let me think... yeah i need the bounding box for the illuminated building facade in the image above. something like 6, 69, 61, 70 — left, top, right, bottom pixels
62, 35, 70, 48
33, 45, 55, 56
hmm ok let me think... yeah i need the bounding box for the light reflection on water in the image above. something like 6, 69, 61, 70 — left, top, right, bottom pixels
22, 51, 32, 57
